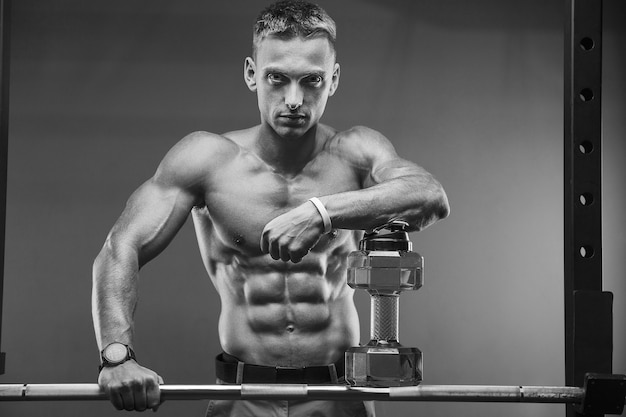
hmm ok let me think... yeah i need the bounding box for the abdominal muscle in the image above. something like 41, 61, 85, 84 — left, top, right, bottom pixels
210, 250, 360, 368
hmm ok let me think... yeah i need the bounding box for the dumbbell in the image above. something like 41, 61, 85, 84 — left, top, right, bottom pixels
345, 220, 423, 387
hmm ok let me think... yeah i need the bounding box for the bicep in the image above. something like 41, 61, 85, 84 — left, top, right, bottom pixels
348, 128, 430, 188
104, 131, 226, 266
107, 178, 197, 267
367, 156, 436, 188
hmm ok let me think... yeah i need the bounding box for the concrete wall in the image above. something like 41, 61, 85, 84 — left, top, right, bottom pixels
0, 1, 624, 416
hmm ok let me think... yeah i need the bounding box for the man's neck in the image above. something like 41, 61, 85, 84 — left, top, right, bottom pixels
254, 124, 324, 177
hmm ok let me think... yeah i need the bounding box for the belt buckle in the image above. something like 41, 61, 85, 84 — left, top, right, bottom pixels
275, 365, 305, 383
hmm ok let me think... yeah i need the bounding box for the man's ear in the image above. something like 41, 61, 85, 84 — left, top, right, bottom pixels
244, 57, 257, 92
328, 62, 340, 96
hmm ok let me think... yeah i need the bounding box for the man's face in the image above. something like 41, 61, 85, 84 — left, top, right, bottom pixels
244, 35, 340, 140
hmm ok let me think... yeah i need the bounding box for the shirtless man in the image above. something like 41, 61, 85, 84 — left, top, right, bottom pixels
92, 1, 449, 415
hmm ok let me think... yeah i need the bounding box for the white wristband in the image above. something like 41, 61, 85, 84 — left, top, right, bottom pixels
308, 197, 332, 234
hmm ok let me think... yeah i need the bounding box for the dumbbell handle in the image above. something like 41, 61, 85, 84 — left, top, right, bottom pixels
370, 294, 399, 342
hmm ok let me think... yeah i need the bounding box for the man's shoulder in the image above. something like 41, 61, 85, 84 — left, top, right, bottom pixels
175, 130, 238, 155
162, 131, 240, 165
154, 131, 239, 185
326, 125, 396, 159
327, 125, 392, 147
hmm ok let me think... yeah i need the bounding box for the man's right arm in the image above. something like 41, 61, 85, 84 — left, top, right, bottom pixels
91, 132, 223, 411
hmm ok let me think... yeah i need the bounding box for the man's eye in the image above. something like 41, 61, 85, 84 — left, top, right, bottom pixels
268, 74, 284, 84
306, 75, 323, 86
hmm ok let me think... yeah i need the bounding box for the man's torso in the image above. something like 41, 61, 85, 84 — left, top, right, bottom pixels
188, 125, 366, 367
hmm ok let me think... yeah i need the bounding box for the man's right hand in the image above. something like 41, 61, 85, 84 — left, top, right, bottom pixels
98, 360, 163, 411
260, 200, 326, 263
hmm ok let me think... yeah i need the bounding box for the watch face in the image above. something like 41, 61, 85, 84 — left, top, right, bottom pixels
103, 343, 128, 364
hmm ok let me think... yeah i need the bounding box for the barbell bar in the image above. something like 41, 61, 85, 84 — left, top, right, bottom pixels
0, 383, 585, 403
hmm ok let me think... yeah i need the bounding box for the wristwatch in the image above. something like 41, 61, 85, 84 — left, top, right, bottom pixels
99, 342, 136, 371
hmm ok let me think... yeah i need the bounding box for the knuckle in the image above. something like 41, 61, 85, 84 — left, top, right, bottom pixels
290, 248, 306, 260
116, 384, 132, 394
126, 378, 141, 387
108, 381, 126, 393
119, 379, 141, 393
145, 376, 159, 389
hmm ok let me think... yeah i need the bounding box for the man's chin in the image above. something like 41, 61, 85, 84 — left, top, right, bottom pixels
273, 124, 311, 140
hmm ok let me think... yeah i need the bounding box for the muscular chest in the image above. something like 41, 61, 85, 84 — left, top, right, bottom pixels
199, 153, 361, 254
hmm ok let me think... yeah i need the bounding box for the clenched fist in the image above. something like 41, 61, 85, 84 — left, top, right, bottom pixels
260, 200, 327, 263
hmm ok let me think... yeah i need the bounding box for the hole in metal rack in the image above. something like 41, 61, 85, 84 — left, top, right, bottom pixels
579, 193, 594, 206
578, 141, 594, 154
579, 37, 595, 51
579, 88, 594, 102
579, 246, 595, 258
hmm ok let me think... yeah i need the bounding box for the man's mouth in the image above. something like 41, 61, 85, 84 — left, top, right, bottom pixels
279, 114, 307, 124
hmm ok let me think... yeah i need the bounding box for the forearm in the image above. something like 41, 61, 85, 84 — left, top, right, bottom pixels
320, 173, 449, 232
92, 240, 140, 351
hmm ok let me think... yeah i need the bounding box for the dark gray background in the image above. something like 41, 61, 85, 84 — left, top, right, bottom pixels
1, 1, 624, 416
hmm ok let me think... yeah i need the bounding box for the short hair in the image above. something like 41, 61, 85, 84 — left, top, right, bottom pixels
253, 0, 337, 57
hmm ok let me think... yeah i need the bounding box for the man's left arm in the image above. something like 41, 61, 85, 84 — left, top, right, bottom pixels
261, 126, 450, 262
322, 126, 449, 232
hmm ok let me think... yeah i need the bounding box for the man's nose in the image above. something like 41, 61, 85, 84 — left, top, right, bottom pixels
285, 83, 303, 110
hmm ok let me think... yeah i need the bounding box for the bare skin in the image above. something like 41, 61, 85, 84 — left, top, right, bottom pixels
92, 35, 450, 412
193, 128, 362, 366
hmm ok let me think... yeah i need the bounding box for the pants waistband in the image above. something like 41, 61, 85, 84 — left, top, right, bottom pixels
215, 352, 344, 384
